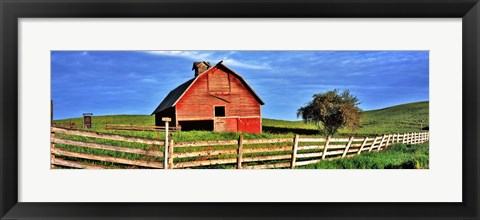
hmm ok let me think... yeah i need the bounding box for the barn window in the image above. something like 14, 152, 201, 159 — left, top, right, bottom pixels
214, 106, 226, 117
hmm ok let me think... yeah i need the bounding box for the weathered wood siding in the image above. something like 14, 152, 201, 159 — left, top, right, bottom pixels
176, 66, 261, 133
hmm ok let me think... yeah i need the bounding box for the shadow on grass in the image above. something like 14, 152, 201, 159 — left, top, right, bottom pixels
262, 126, 321, 135
384, 160, 416, 169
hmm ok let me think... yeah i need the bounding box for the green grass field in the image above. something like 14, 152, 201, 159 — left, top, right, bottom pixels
55, 101, 429, 140
53, 101, 429, 169
298, 143, 429, 169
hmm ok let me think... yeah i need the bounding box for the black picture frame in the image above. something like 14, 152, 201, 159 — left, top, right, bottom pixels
1, 0, 478, 219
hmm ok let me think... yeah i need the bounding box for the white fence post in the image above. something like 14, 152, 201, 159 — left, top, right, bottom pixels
291, 135, 299, 169
358, 137, 368, 155
342, 136, 354, 158
162, 117, 171, 169
322, 136, 331, 160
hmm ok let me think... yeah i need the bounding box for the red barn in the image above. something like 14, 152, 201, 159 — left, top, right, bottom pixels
152, 61, 264, 133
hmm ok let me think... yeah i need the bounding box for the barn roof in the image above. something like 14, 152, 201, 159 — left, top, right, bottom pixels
151, 78, 195, 115
151, 62, 264, 115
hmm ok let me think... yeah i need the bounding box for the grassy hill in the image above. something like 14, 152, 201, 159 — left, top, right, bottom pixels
263, 101, 428, 136
55, 101, 429, 139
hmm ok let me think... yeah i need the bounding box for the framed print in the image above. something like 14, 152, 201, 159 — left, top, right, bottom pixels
1, 0, 479, 219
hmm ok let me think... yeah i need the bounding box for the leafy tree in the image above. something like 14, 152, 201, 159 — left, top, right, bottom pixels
297, 89, 362, 135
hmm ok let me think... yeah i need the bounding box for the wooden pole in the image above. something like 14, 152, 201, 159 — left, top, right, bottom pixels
342, 136, 354, 158
168, 139, 174, 169
162, 117, 171, 169
357, 137, 368, 155
291, 135, 299, 169
377, 135, 386, 151
322, 136, 330, 160
51, 100, 53, 126
369, 137, 378, 152
237, 135, 244, 169
385, 134, 391, 149
50, 130, 55, 169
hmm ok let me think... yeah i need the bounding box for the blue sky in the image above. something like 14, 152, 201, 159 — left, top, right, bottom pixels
51, 51, 429, 120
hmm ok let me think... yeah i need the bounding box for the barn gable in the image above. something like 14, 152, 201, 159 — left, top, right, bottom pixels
151, 61, 264, 115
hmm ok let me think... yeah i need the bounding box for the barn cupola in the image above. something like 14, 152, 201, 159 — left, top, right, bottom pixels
192, 61, 211, 77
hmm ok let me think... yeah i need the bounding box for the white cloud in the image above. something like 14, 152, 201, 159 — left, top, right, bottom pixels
145, 51, 212, 60
222, 58, 271, 70
141, 78, 157, 83
144, 51, 271, 70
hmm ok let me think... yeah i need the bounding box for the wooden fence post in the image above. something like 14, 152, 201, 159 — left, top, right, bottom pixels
377, 135, 386, 152
369, 137, 378, 152
322, 136, 331, 160
168, 139, 174, 169
358, 137, 368, 155
162, 117, 171, 169
342, 136, 354, 158
237, 135, 244, 169
402, 133, 406, 144
50, 130, 55, 169
51, 100, 53, 126
163, 144, 168, 169
291, 135, 299, 169
385, 134, 391, 149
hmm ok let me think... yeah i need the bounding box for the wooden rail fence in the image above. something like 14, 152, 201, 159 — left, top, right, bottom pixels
105, 124, 181, 132
50, 127, 429, 169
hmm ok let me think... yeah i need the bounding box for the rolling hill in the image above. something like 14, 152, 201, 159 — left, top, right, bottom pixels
263, 101, 428, 135
55, 101, 429, 138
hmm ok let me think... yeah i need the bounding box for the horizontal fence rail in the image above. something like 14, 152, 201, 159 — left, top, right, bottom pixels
50, 126, 429, 169
105, 124, 181, 132
50, 127, 166, 169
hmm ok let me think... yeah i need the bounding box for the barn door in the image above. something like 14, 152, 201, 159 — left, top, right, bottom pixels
215, 118, 227, 132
